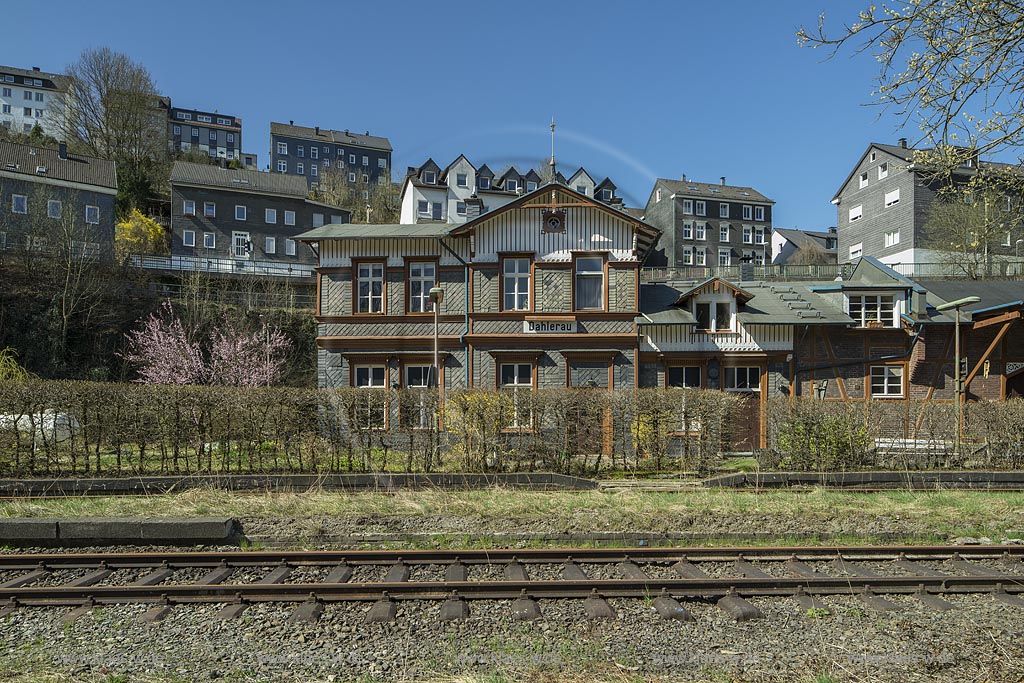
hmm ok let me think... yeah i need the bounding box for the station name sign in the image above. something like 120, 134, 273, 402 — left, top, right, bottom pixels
523, 319, 577, 334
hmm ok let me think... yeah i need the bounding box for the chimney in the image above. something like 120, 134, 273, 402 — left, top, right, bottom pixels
680, 173, 686, 181
898, 137, 908, 148
364, 131, 369, 136
465, 197, 483, 219
32, 67, 40, 72
720, 176, 726, 186
315, 126, 320, 135
289, 120, 294, 126
58, 142, 67, 160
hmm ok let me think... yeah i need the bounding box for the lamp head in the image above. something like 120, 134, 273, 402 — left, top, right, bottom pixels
428, 287, 445, 305
935, 295, 981, 312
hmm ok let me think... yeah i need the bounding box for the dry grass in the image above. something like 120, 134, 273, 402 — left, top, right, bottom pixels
1, 487, 1022, 541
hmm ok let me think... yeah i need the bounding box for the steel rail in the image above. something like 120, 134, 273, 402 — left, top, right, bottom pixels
1, 545, 1022, 570
1, 576, 1023, 607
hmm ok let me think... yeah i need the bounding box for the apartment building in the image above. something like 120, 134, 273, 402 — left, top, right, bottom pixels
166, 103, 242, 161
0, 65, 70, 139
270, 121, 392, 190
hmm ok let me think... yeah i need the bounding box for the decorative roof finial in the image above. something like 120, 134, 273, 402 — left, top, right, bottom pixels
549, 117, 556, 182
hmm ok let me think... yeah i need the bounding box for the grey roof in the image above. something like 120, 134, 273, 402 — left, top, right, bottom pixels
774, 227, 836, 253
0, 64, 69, 92
914, 279, 1024, 322
171, 161, 308, 196
270, 122, 392, 152
0, 140, 116, 190
655, 178, 773, 204
637, 283, 696, 325
620, 206, 645, 219
295, 223, 453, 242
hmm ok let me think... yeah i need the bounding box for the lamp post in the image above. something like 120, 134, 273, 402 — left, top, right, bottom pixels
1016, 238, 1023, 259
936, 295, 981, 454
428, 287, 445, 428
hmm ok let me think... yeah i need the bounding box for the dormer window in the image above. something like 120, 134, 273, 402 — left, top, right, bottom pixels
600, 189, 612, 201
576, 185, 587, 195
479, 177, 490, 190
527, 181, 537, 192
506, 179, 518, 192
423, 171, 437, 184
847, 293, 896, 327
694, 297, 733, 332
456, 173, 468, 188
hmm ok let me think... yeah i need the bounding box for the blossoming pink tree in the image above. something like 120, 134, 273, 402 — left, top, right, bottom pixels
122, 301, 291, 386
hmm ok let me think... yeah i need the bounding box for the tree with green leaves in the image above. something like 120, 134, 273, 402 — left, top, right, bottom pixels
798, 2, 1024, 176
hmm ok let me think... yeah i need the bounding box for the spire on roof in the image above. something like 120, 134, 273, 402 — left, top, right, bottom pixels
549, 117, 556, 182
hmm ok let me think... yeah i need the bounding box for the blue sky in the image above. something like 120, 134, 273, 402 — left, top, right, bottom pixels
6, 0, 910, 229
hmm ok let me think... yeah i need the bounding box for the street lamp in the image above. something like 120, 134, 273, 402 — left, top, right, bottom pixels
1016, 238, 1023, 259
936, 295, 981, 454
428, 287, 445, 428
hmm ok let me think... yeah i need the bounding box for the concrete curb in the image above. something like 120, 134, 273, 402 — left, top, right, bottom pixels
0, 473, 598, 498
701, 471, 1024, 489
0, 517, 240, 546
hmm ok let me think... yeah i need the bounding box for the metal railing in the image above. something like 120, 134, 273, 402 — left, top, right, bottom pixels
641, 260, 1024, 283
129, 254, 315, 279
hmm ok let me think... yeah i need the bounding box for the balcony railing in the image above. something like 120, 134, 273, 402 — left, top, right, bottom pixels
641, 261, 1024, 283
129, 254, 315, 279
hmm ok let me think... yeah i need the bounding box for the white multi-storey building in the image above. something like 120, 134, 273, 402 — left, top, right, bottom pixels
0, 65, 70, 139
399, 156, 624, 224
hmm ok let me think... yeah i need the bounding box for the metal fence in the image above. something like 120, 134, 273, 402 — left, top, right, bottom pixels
641, 260, 1024, 283
129, 254, 315, 279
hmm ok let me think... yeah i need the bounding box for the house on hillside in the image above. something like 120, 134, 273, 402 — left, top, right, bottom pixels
643, 176, 774, 270
0, 139, 117, 257
0, 65, 71, 139
155, 161, 349, 278
832, 139, 1024, 267
165, 102, 243, 161
771, 227, 837, 265
270, 121, 392, 191
398, 156, 624, 225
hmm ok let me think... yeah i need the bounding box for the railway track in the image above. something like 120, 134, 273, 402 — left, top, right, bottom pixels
1, 545, 1022, 623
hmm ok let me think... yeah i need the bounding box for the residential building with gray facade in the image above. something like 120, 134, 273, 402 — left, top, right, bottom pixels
643, 177, 774, 270
270, 121, 392, 191
166, 103, 242, 161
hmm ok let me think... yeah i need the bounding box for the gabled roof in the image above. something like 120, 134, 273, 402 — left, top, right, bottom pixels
442, 154, 474, 180
773, 227, 836, 253
477, 164, 494, 178
171, 161, 308, 197
295, 223, 451, 242
0, 140, 116, 190
269, 122, 392, 151
497, 165, 522, 183
637, 283, 696, 325
447, 182, 662, 257
832, 142, 917, 201
654, 178, 773, 204
568, 167, 595, 186
595, 177, 617, 192
914, 279, 1024, 323
0, 65, 69, 92
673, 278, 755, 305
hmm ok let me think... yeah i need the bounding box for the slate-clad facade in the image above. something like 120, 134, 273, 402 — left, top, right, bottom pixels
170, 161, 349, 269
167, 104, 242, 161
643, 177, 774, 269
301, 181, 1024, 451
270, 122, 392, 190
0, 140, 117, 258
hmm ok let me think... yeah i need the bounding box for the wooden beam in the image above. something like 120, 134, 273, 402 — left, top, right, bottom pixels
971, 310, 1021, 330
965, 321, 1013, 389
821, 333, 849, 400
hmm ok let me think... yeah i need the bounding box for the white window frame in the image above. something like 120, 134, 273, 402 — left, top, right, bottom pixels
456, 201, 467, 215
265, 208, 277, 224
378, 158, 387, 169
695, 200, 706, 216
682, 199, 693, 214
695, 248, 706, 266
276, 142, 288, 155
695, 222, 706, 241
884, 188, 900, 207
183, 230, 196, 247
265, 236, 276, 254
311, 164, 318, 177
742, 205, 752, 220
85, 205, 99, 225
884, 230, 900, 247
754, 206, 765, 221
870, 365, 904, 398
724, 366, 761, 392
203, 232, 216, 249
183, 199, 196, 216
285, 238, 297, 256
849, 243, 863, 259
357, 262, 385, 314
276, 160, 287, 173
354, 365, 387, 429
878, 162, 889, 180
234, 205, 246, 221
408, 261, 436, 313
683, 246, 693, 265
719, 224, 730, 242
47, 199, 61, 219
403, 365, 433, 429
502, 257, 531, 311
574, 256, 605, 311
668, 366, 702, 389
297, 146, 304, 158
694, 295, 734, 332
312, 213, 324, 228
296, 162, 304, 174
284, 210, 295, 226
718, 248, 731, 267
849, 205, 863, 222
719, 203, 729, 218
500, 362, 534, 429
742, 225, 752, 244
859, 172, 869, 189
847, 293, 897, 327
455, 173, 468, 188
682, 222, 693, 240
310, 146, 318, 159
